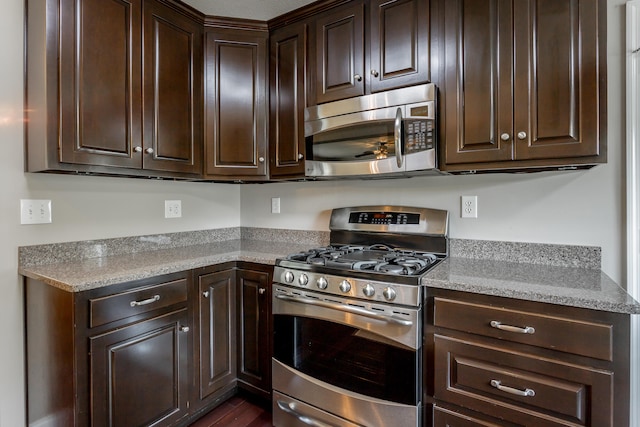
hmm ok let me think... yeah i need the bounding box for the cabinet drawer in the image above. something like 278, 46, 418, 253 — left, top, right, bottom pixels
434, 335, 613, 427
89, 278, 188, 328
433, 405, 521, 427
433, 297, 613, 360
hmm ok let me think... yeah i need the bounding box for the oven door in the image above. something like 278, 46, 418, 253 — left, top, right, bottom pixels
272, 285, 422, 427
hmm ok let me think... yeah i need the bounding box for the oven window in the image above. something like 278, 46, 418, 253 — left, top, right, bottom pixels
273, 315, 420, 405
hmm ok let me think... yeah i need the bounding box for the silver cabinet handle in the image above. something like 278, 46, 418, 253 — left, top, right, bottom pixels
490, 320, 535, 334
258, 156, 265, 163
129, 294, 160, 307
371, 69, 379, 77
133, 146, 143, 153
517, 131, 527, 140
500, 133, 510, 141
394, 107, 403, 168
145, 147, 154, 154
298, 153, 304, 160
490, 379, 535, 397
258, 288, 266, 295
276, 294, 412, 326
202, 290, 210, 298
276, 400, 335, 427
179, 326, 189, 333
354, 74, 362, 82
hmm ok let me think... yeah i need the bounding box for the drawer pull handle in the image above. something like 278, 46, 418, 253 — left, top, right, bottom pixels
490, 379, 535, 397
130, 294, 160, 307
490, 320, 535, 334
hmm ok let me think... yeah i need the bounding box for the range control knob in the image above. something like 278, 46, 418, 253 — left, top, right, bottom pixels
298, 273, 309, 286
339, 280, 352, 293
316, 277, 328, 290
284, 271, 294, 283
383, 287, 397, 301
363, 284, 375, 297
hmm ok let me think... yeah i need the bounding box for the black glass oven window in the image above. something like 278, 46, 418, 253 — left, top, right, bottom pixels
273, 315, 420, 405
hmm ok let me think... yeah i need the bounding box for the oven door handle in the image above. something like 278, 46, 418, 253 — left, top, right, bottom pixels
275, 294, 413, 326
276, 400, 337, 427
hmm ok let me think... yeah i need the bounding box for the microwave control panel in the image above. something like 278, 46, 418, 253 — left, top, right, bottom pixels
404, 119, 434, 153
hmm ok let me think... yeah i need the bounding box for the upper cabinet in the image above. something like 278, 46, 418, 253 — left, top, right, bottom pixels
25, 0, 203, 178
269, 22, 308, 178
438, 0, 606, 172
204, 27, 269, 181
313, 0, 430, 104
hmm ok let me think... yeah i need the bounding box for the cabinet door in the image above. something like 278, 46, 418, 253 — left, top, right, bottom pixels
269, 23, 308, 178
513, 0, 601, 160
143, 0, 203, 174
236, 268, 271, 396
197, 269, 237, 401
369, 0, 430, 93
89, 309, 189, 427
315, 1, 365, 103
441, 0, 514, 165
204, 30, 268, 179
59, 0, 142, 168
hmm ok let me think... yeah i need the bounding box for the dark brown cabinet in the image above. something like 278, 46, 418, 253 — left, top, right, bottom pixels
438, 0, 606, 172
313, 0, 429, 104
193, 266, 237, 409
425, 289, 630, 427
142, 0, 203, 175
236, 264, 272, 398
25, 272, 192, 427
204, 27, 269, 180
269, 22, 308, 178
26, 0, 203, 178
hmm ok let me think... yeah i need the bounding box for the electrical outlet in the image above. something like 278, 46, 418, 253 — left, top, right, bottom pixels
461, 195, 478, 218
20, 199, 52, 224
165, 200, 182, 218
271, 197, 281, 214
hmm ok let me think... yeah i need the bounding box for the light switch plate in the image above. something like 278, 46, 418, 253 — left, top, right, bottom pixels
20, 199, 52, 224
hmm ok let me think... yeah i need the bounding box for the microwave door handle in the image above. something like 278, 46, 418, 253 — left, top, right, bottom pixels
395, 107, 403, 168
275, 294, 413, 326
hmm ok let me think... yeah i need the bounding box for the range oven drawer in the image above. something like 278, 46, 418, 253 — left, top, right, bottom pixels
434, 334, 613, 427
273, 391, 360, 427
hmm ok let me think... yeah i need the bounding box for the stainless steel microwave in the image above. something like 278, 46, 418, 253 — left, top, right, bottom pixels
304, 84, 439, 178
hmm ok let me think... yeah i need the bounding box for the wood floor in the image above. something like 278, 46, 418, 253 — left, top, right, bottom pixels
189, 394, 273, 427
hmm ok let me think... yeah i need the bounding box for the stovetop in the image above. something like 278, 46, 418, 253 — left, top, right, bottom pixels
273, 205, 449, 307
283, 244, 443, 277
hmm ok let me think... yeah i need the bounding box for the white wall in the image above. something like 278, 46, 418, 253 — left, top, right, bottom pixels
0, 0, 629, 426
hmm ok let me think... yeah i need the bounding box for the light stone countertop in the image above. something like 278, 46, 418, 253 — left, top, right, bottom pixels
422, 257, 640, 314
19, 239, 316, 292
18, 228, 640, 314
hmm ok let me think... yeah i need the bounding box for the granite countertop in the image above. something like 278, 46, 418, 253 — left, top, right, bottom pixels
19, 239, 314, 292
18, 228, 640, 314
422, 257, 640, 314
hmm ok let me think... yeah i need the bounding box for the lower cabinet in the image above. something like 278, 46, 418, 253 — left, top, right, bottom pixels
90, 309, 190, 427
236, 264, 272, 398
193, 266, 237, 410
425, 289, 631, 427
25, 262, 274, 427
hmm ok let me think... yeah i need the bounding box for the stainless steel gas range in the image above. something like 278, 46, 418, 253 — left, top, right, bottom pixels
271, 205, 449, 427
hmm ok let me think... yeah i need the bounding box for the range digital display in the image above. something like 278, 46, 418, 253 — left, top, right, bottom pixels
348, 212, 420, 225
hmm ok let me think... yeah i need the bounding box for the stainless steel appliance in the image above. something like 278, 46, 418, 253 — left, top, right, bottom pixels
272, 205, 449, 427
304, 84, 439, 178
